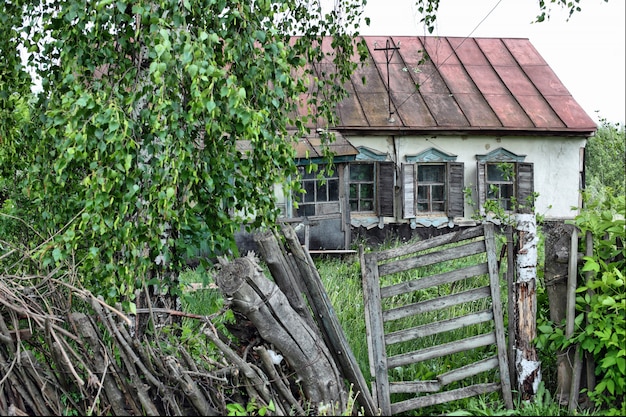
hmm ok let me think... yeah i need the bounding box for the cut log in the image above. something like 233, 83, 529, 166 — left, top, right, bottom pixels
215, 253, 347, 412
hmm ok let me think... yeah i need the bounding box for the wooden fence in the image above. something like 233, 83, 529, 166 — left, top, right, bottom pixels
359, 222, 514, 415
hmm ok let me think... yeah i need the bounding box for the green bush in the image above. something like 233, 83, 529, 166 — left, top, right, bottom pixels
537, 192, 625, 415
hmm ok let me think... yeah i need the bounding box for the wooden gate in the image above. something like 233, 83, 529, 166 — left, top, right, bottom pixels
359, 222, 513, 415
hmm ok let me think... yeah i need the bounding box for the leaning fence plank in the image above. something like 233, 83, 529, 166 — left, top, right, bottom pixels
390, 380, 441, 393
281, 225, 379, 416
437, 356, 500, 386
484, 222, 514, 408
360, 249, 391, 416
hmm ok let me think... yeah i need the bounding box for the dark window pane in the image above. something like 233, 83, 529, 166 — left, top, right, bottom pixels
502, 184, 514, 199
417, 185, 428, 201
418, 165, 445, 182
432, 185, 444, 200
487, 163, 513, 182
362, 200, 374, 211
328, 179, 339, 201
432, 202, 445, 211
361, 183, 374, 199
303, 182, 315, 202
350, 164, 374, 181
349, 184, 358, 199
296, 204, 315, 217
417, 202, 428, 211
350, 200, 358, 211
317, 182, 328, 202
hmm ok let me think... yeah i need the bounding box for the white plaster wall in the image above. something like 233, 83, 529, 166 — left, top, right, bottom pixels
347, 134, 587, 221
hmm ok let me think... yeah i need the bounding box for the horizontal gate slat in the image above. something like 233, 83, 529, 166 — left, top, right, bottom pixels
373, 225, 485, 262
378, 240, 486, 276
390, 382, 502, 415
437, 356, 500, 386
387, 332, 497, 368
383, 285, 492, 322
385, 309, 494, 345
381, 263, 489, 298
389, 380, 441, 394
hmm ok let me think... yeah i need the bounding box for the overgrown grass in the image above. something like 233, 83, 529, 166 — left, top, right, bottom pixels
180, 231, 604, 416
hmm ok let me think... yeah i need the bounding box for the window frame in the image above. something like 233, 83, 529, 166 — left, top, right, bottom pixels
476, 148, 535, 215
348, 147, 395, 218
292, 164, 340, 218
402, 148, 464, 219
348, 162, 376, 213
485, 162, 515, 211
416, 163, 447, 214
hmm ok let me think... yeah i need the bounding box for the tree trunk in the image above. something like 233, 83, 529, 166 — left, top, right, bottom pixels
514, 214, 541, 400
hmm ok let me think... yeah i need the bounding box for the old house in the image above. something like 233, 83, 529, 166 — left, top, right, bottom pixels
274, 36, 597, 251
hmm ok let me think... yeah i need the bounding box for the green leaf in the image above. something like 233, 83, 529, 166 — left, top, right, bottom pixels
155, 44, 166, 58
187, 64, 198, 78
124, 154, 132, 172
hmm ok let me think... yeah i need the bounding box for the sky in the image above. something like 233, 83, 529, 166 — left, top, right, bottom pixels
354, 0, 625, 125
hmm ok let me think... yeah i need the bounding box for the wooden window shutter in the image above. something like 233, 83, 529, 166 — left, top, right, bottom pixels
447, 162, 465, 218
516, 162, 534, 213
476, 161, 487, 214
402, 163, 416, 218
378, 162, 395, 217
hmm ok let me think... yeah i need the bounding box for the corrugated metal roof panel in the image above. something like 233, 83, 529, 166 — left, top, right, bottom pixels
297, 35, 596, 135
293, 131, 358, 159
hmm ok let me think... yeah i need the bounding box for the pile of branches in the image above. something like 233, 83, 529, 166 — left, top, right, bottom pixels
0, 225, 372, 416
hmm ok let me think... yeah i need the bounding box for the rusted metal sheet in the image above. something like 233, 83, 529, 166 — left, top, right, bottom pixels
298, 35, 596, 135
292, 132, 358, 159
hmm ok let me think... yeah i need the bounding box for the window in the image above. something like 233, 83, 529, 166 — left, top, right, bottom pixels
349, 147, 395, 217
476, 148, 534, 214
293, 165, 339, 217
486, 162, 515, 210
402, 148, 464, 219
349, 163, 375, 212
417, 164, 446, 213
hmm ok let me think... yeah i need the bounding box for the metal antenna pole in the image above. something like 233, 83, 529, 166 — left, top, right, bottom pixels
374, 39, 400, 122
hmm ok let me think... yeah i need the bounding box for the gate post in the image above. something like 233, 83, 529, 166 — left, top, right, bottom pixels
543, 220, 577, 405
513, 213, 541, 400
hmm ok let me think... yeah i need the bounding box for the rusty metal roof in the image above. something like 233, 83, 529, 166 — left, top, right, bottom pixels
293, 130, 358, 160
312, 36, 597, 136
